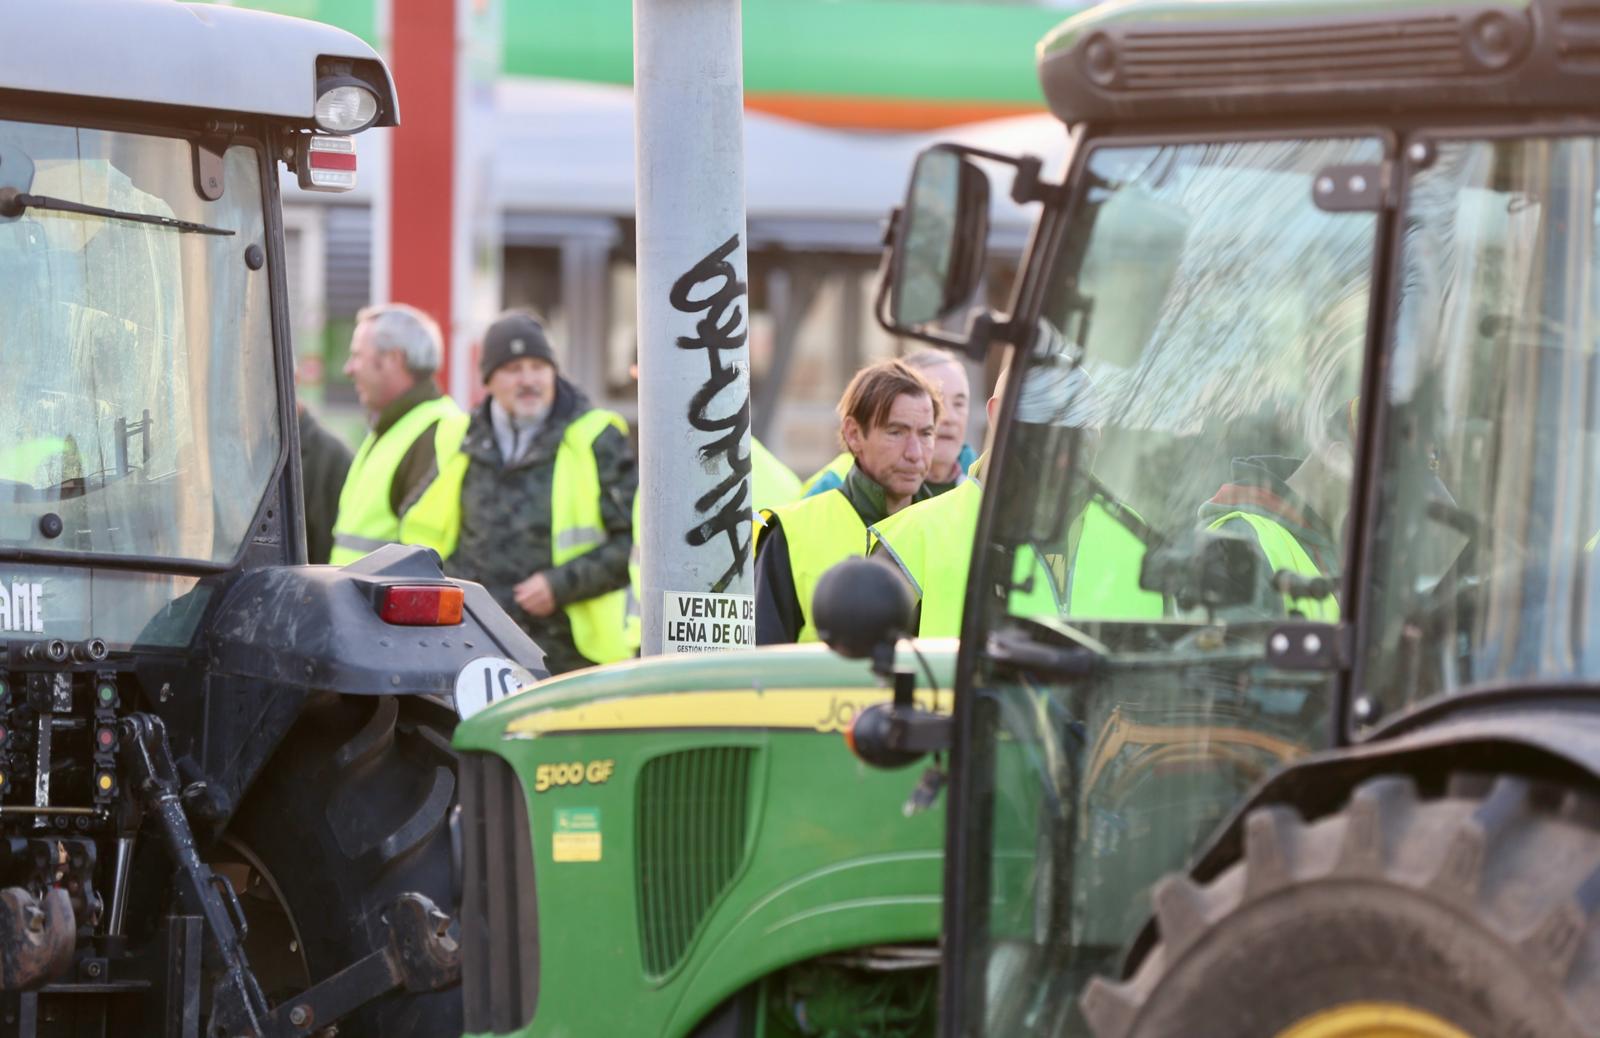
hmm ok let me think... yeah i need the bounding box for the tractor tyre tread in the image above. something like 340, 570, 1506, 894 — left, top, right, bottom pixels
223, 693, 461, 1038
1081, 771, 1600, 1038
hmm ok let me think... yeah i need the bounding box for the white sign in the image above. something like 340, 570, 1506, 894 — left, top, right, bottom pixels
0, 582, 43, 634
661, 591, 753, 654
453, 655, 540, 720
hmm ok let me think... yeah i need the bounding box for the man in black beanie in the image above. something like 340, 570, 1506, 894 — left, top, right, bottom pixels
417, 310, 639, 674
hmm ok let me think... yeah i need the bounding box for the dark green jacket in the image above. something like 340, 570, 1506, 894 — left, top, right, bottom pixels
445, 379, 636, 674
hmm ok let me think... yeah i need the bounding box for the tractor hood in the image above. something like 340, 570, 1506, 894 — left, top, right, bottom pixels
453, 640, 960, 751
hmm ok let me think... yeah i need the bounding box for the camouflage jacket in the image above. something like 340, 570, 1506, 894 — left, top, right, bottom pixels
445, 379, 637, 674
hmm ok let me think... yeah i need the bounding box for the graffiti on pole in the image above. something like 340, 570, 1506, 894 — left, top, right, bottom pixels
669, 233, 752, 592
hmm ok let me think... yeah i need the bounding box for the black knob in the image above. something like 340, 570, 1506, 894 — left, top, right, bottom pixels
38, 513, 62, 539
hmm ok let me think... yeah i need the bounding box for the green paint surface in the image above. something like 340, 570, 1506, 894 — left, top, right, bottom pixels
455, 643, 957, 1037
503, 0, 1074, 104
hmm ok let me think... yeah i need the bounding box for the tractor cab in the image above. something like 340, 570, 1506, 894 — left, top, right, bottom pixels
0, 6, 528, 1037
865, 1, 1600, 1034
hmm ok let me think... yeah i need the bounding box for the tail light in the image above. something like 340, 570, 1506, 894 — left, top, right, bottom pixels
296, 134, 358, 192
378, 584, 464, 626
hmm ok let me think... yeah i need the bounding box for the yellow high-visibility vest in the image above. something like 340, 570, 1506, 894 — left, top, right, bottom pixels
759, 489, 869, 643
873, 482, 1164, 637
329, 396, 466, 565
751, 437, 802, 513
1207, 510, 1340, 621
408, 408, 639, 664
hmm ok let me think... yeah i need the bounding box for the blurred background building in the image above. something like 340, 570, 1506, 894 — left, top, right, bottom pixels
213, 0, 1083, 472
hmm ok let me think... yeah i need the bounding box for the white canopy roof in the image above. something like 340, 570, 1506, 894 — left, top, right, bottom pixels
5, 0, 395, 126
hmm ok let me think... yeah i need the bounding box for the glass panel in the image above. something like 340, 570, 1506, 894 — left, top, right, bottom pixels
1364, 136, 1600, 720
0, 120, 277, 567
968, 136, 1382, 1035
0, 563, 211, 649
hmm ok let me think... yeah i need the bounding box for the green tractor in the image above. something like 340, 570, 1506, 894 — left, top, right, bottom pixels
851, 0, 1600, 1035
463, 1, 1600, 1036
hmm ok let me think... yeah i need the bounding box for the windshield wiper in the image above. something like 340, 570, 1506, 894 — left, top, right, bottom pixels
0, 187, 234, 237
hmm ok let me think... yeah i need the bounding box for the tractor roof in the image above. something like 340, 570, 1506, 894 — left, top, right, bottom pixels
0, 0, 397, 127
1032, 0, 1600, 127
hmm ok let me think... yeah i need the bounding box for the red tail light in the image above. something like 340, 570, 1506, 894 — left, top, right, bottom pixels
296, 134, 358, 192
379, 584, 464, 626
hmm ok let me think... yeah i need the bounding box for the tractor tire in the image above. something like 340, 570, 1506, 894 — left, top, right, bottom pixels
220, 693, 461, 1038
1080, 771, 1600, 1038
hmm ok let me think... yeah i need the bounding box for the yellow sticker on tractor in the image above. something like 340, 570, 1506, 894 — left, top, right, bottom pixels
552, 807, 602, 863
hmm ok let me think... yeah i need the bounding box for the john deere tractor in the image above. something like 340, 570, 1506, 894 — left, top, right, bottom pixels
0, 2, 548, 1034
846, 0, 1600, 1035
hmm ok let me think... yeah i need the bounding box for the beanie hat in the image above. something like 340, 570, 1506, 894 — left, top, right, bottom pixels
480, 311, 557, 383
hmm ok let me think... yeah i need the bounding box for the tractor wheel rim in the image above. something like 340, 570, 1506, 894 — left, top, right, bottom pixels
1275, 1003, 1474, 1038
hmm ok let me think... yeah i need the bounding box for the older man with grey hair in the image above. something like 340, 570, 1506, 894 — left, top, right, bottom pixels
328, 303, 467, 564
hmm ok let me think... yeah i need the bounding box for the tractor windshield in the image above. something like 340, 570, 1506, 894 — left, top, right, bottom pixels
1361, 134, 1600, 723
0, 118, 280, 567
959, 135, 1381, 1034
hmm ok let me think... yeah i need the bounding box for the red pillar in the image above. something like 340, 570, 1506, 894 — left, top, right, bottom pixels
386, 0, 458, 389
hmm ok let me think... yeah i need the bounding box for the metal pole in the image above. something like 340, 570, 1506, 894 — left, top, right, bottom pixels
634, 0, 754, 657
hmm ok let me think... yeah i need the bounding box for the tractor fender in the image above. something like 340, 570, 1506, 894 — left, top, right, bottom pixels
206, 543, 548, 697
1120, 696, 1600, 977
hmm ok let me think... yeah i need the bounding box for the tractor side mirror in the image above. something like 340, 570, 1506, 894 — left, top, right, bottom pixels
1139, 530, 1260, 612
815, 557, 951, 773
813, 556, 915, 677
887, 146, 991, 329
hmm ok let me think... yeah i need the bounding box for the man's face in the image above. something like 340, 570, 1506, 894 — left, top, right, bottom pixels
486, 356, 557, 420
923, 360, 971, 480
844, 391, 936, 499
342, 320, 410, 415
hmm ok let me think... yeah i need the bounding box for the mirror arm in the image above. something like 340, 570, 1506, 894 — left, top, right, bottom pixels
1008, 156, 1066, 207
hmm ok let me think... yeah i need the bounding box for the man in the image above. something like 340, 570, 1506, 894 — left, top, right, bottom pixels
801, 348, 977, 499
903, 348, 977, 494
1199, 405, 1353, 621
413, 310, 637, 675
870, 358, 1163, 637
755, 358, 939, 644
329, 303, 466, 564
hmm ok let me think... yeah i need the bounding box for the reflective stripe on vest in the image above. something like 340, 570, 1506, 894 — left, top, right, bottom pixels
329, 395, 465, 566
552, 408, 636, 664
1207, 510, 1340, 621
873, 487, 1162, 637
764, 489, 869, 643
